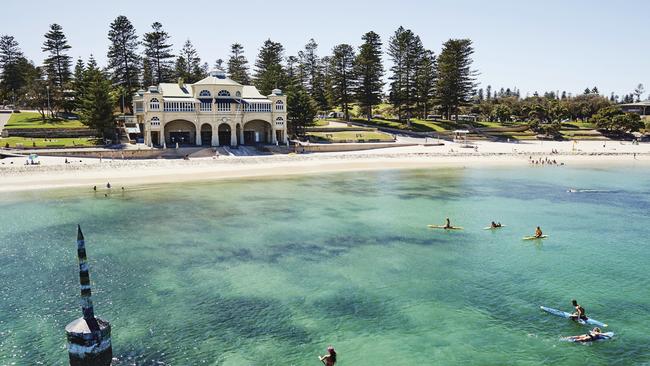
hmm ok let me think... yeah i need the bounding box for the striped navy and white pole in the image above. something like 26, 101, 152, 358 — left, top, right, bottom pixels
65, 225, 113, 366
77, 225, 98, 329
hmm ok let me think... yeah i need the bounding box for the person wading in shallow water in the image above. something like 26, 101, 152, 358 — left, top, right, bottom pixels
318, 345, 337, 365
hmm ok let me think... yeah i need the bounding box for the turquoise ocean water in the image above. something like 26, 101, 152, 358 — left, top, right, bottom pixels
1, 165, 649, 365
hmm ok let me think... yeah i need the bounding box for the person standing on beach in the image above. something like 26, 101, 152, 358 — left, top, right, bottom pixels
319, 346, 337, 366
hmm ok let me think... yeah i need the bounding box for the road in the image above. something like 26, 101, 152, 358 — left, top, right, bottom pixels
0, 112, 11, 130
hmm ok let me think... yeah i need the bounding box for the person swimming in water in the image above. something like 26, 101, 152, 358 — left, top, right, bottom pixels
569, 299, 588, 321
564, 327, 605, 342
318, 345, 337, 365
534, 226, 543, 238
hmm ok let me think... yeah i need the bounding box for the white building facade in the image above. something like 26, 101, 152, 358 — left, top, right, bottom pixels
133, 69, 288, 147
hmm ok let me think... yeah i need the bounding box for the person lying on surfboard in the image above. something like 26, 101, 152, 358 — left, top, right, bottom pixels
491, 221, 502, 228
564, 327, 605, 342
534, 226, 543, 238
569, 299, 588, 321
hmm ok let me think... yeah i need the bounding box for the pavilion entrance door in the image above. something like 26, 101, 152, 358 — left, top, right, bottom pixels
218, 124, 231, 146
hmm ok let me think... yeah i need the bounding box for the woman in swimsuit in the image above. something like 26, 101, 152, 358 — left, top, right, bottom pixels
319, 346, 337, 366
565, 327, 604, 342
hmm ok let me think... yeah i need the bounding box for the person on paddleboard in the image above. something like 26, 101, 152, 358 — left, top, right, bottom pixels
318, 345, 337, 365
491, 221, 502, 228
564, 327, 604, 342
444, 217, 452, 229
534, 226, 543, 238
570, 299, 588, 321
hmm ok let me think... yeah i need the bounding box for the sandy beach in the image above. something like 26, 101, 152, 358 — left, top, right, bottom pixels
1, 140, 648, 193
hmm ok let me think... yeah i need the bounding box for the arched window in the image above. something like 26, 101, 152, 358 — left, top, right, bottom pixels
199, 90, 211, 97
149, 98, 160, 110
275, 116, 284, 126
150, 116, 160, 126
217, 90, 231, 97
275, 100, 284, 111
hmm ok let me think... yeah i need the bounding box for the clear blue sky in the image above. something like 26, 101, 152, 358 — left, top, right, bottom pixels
1, 0, 647, 98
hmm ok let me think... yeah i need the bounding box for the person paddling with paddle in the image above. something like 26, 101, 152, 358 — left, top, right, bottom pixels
318, 345, 337, 366
569, 299, 588, 322
444, 217, 452, 229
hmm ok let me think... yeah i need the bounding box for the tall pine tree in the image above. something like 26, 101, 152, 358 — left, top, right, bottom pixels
79, 62, 116, 140
227, 43, 250, 84
414, 50, 436, 118
353, 31, 384, 122
107, 15, 140, 113
42, 24, 72, 90
174, 39, 202, 83
42, 23, 72, 112
287, 85, 317, 137
328, 44, 356, 121
388, 27, 423, 125
436, 39, 476, 120
0, 35, 27, 103
143, 22, 174, 84
253, 39, 287, 96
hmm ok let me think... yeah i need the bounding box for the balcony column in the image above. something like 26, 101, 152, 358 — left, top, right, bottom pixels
211, 123, 219, 147
195, 124, 202, 146
270, 126, 277, 144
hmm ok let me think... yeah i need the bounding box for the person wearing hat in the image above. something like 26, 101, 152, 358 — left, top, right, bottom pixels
318, 345, 337, 365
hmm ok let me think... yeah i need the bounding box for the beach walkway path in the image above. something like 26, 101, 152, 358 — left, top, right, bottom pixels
0, 112, 11, 130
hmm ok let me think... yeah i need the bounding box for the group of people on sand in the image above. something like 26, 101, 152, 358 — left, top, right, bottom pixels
529, 156, 561, 166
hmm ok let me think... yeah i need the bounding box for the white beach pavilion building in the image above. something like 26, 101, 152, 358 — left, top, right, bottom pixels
133, 69, 287, 147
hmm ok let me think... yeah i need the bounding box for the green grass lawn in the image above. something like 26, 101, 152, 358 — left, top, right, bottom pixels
307, 131, 395, 143
5, 112, 86, 129
562, 121, 596, 129
350, 118, 438, 132
0, 137, 101, 148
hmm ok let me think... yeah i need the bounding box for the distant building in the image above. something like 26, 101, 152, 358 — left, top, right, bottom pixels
133, 69, 287, 147
620, 101, 650, 116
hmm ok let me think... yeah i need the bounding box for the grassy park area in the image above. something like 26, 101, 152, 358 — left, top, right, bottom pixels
4, 112, 86, 129
0, 136, 101, 148
307, 131, 395, 143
